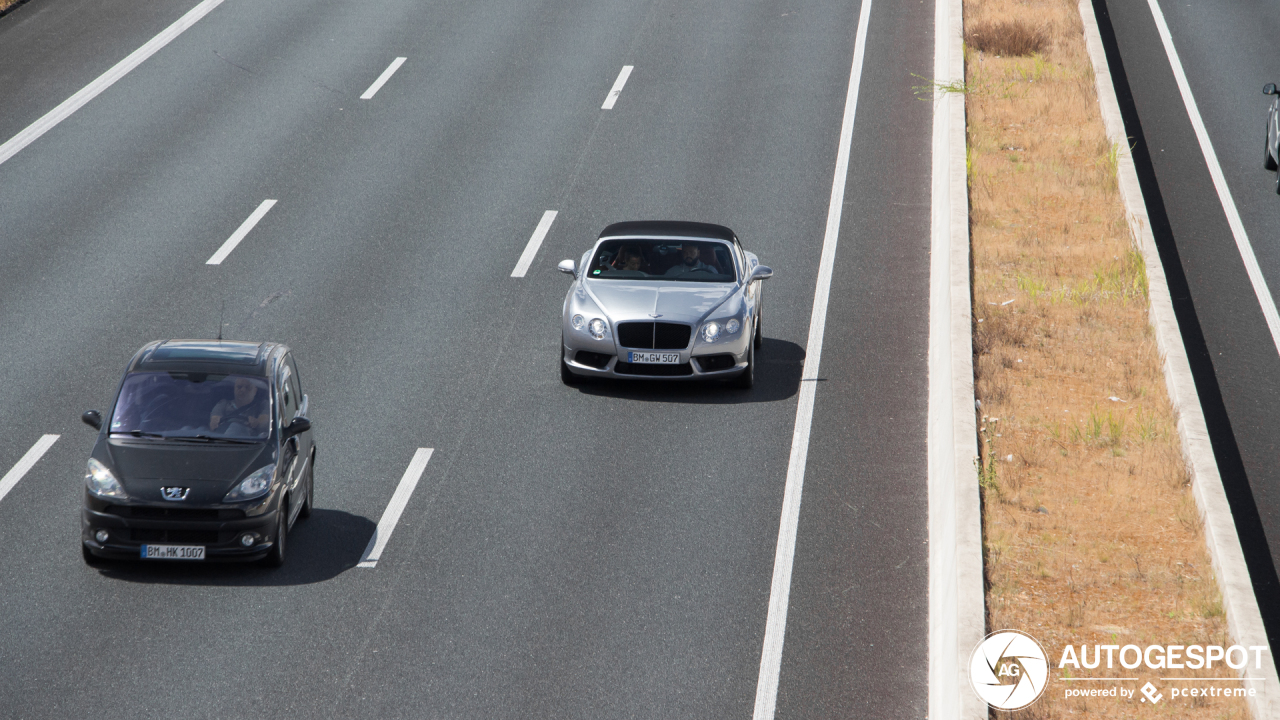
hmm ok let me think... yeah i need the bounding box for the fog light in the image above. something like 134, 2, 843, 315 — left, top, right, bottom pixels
239, 533, 257, 547
94, 529, 109, 543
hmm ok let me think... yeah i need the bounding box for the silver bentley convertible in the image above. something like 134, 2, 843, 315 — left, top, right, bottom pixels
558, 221, 773, 387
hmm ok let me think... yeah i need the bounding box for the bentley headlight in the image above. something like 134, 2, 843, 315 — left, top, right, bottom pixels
702, 321, 721, 342
223, 464, 276, 502
726, 319, 741, 334
588, 318, 608, 340
85, 458, 127, 499
571, 314, 586, 331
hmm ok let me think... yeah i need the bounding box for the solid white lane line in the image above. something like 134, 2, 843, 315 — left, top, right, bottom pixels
1144, 0, 1280, 356
750, 1, 872, 719
360, 57, 407, 100
601, 66, 633, 110
0, 0, 226, 168
206, 199, 277, 265
511, 210, 558, 278
357, 448, 434, 568
0, 435, 60, 505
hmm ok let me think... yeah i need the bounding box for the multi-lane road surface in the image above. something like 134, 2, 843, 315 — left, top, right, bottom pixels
0, 0, 938, 717
1095, 0, 1280, 647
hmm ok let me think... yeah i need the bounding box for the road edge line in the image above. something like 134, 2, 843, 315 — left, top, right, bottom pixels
0, 0, 226, 168
749, 1, 873, 717
1079, 1, 1280, 715
927, 0, 986, 713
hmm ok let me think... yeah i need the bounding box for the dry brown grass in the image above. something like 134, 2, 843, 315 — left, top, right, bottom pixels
967, 20, 1051, 57
0, 0, 20, 13
966, 0, 1249, 716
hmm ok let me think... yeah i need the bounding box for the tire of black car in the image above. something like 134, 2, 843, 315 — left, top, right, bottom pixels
264, 500, 287, 567
298, 451, 314, 520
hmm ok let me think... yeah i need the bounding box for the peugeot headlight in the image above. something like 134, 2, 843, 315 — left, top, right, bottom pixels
571, 314, 586, 331
702, 321, 721, 342
726, 319, 741, 334
223, 464, 275, 502
588, 318, 608, 340
85, 458, 127, 499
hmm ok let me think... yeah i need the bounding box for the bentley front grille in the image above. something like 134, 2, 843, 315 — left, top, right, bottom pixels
616, 322, 692, 350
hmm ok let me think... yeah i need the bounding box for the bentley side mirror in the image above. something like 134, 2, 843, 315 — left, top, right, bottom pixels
751, 265, 774, 281
1265, 83, 1278, 96
558, 259, 577, 277
82, 410, 102, 430
282, 417, 312, 438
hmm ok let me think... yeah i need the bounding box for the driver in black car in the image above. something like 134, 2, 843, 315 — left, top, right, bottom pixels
209, 377, 269, 433
664, 243, 713, 276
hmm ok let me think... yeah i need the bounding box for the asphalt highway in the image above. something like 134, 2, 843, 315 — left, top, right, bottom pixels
0, 0, 935, 717
1094, 0, 1280, 645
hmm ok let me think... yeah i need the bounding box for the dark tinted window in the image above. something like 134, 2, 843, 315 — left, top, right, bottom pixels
588, 239, 736, 282
110, 372, 271, 440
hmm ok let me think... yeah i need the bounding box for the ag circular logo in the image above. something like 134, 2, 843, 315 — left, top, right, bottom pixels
969, 630, 1049, 710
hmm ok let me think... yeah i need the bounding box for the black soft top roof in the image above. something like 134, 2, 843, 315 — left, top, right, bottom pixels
128, 340, 276, 376
598, 221, 737, 244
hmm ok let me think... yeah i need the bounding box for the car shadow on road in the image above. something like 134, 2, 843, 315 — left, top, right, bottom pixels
572, 337, 806, 404
92, 508, 374, 586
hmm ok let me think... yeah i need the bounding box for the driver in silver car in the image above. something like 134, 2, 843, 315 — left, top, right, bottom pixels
664, 243, 713, 276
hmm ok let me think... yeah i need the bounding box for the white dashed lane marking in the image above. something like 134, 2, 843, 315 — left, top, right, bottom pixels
361, 57, 407, 100
0, 435, 60, 505
358, 448, 434, 568
206, 199, 277, 265
601, 66, 633, 110
511, 210, 558, 278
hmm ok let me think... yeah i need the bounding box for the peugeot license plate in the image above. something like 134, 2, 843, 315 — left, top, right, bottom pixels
141, 544, 205, 560
628, 352, 680, 364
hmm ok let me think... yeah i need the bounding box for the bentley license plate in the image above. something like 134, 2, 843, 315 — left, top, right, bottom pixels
141, 544, 205, 560
628, 352, 680, 364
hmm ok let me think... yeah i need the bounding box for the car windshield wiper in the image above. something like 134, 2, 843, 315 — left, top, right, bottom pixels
166, 435, 260, 445
111, 430, 166, 439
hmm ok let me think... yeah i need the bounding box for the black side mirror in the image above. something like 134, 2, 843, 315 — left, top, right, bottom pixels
1265, 83, 1277, 96
82, 410, 102, 430
282, 417, 311, 438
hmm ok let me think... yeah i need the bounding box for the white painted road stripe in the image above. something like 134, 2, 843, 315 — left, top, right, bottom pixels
0, 0, 226, 168
751, 1, 872, 718
358, 448, 434, 568
0, 435, 60, 505
360, 57, 407, 100
1144, 0, 1280, 356
511, 210, 558, 277
206, 199, 277, 265
601, 66, 633, 110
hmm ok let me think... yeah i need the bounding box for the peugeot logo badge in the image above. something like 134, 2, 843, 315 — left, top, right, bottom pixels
161, 486, 190, 501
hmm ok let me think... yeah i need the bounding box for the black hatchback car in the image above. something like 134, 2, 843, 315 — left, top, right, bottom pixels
81, 340, 315, 566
